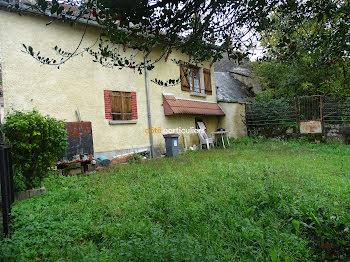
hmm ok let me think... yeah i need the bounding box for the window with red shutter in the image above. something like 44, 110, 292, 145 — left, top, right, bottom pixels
104, 90, 137, 122
180, 61, 202, 93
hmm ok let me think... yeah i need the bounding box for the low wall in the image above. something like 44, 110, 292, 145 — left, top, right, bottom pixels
14, 186, 46, 201
248, 125, 299, 140
325, 125, 350, 144
247, 124, 350, 144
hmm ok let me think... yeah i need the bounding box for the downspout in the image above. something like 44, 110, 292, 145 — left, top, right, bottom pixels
144, 53, 155, 158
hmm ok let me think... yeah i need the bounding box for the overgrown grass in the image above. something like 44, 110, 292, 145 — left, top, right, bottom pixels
1, 139, 350, 261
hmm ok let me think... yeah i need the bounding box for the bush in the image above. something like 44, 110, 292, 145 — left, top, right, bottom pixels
1, 110, 68, 191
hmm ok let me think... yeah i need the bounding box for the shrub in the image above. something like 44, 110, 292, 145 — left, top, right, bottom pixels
1, 110, 68, 191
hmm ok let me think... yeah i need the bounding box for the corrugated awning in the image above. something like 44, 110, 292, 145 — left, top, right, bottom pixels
163, 94, 225, 116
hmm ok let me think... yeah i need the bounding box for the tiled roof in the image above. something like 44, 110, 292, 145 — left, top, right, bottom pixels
59, 3, 98, 20
163, 94, 225, 116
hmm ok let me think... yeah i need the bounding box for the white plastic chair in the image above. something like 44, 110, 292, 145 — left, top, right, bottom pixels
197, 122, 206, 130
197, 128, 214, 149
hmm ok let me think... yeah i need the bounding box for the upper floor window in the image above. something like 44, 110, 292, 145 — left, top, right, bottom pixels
179, 61, 212, 95
188, 67, 201, 93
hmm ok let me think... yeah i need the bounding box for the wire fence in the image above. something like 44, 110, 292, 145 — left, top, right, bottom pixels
323, 97, 350, 125
246, 96, 350, 129
245, 98, 297, 127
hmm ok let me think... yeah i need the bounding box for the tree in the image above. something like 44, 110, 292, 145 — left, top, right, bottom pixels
6, 0, 349, 87
254, 0, 350, 97
9, 0, 275, 86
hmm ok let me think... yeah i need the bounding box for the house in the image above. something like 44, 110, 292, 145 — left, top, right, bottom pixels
0, 2, 246, 159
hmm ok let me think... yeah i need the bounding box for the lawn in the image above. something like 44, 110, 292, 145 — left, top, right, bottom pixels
1, 138, 350, 261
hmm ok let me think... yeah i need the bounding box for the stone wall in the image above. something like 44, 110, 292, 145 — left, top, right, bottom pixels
248, 124, 350, 144
325, 125, 350, 144
230, 72, 262, 94
248, 125, 299, 140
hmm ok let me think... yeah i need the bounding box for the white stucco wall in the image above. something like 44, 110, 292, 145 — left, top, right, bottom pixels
218, 102, 247, 138
0, 11, 219, 154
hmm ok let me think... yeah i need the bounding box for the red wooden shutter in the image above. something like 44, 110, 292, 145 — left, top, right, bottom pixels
179, 60, 191, 92
104, 90, 137, 121
122, 92, 132, 120
204, 69, 212, 95
110, 91, 122, 120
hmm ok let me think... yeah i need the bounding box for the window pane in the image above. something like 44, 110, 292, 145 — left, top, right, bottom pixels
193, 69, 200, 93
188, 68, 193, 90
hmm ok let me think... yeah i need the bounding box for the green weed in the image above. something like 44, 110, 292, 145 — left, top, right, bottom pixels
1, 139, 350, 261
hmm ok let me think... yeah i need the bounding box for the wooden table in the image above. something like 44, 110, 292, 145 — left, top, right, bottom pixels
210, 131, 230, 148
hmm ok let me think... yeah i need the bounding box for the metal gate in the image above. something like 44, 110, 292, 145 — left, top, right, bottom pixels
0, 144, 14, 237
298, 96, 323, 134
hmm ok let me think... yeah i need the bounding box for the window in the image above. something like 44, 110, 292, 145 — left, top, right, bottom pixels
104, 90, 137, 123
179, 61, 212, 95
110, 91, 132, 120
188, 67, 201, 93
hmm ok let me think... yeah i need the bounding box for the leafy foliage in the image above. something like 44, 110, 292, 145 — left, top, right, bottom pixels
293, 208, 350, 261
127, 152, 143, 164
14, 0, 260, 70
1, 110, 68, 191
9, 0, 349, 87
261, 0, 350, 65
254, 0, 350, 98
253, 58, 350, 98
